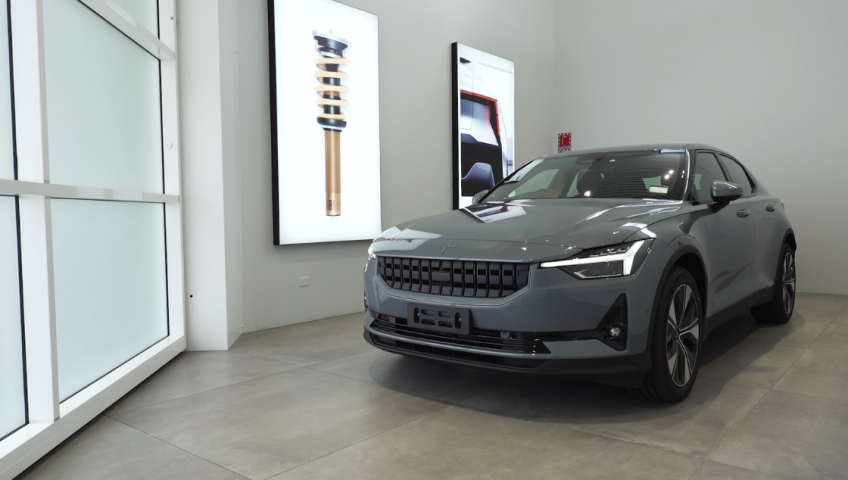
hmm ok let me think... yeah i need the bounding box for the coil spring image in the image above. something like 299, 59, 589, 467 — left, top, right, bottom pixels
313, 30, 350, 216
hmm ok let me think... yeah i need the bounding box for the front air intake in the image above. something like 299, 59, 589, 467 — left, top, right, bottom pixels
377, 256, 530, 298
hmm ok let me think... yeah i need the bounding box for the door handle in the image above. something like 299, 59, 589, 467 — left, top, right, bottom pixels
737, 209, 750, 218
765, 205, 775, 212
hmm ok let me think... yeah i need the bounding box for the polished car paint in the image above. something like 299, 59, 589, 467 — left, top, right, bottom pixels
363, 144, 795, 399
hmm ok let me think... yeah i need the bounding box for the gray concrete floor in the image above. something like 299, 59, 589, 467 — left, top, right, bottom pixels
18, 292, 848, 480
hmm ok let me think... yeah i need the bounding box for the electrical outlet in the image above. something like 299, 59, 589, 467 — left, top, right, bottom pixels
298, 276, 310, 287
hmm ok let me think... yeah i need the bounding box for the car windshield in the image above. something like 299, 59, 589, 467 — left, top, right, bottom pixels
483, 152, 687, 201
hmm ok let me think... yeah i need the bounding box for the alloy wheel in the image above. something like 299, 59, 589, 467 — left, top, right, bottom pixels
666, 284, 700, 387
783, 250, 796, 315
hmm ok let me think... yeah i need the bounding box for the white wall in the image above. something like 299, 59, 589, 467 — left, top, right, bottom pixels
554, 0, 848, 295
183, 0, 845, 342
179, 0, 244, 349
237, 0, 557, 332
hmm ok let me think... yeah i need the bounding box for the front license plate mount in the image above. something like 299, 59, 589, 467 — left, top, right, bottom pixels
407, 304, 471, 336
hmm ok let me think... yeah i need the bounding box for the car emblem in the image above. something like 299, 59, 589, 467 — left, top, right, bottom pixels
440, 240, 457, 254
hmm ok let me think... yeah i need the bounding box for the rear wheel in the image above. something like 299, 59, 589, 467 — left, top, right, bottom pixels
629, 267, 702, 402
751, 243, 795, 324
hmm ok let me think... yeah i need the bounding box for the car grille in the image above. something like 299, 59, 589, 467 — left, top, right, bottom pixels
369, 311, 551, 355
377, 256, 530, 298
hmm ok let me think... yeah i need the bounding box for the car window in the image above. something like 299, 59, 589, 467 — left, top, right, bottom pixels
565, 170, 582, 197
719, 155, 754, 196
694, 152, 727, 203
485, 152, 687, 201
508, 168, 559, 198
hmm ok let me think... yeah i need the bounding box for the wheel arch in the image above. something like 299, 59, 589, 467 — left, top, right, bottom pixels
646, 243, 708, 352
783, 229, 797, 252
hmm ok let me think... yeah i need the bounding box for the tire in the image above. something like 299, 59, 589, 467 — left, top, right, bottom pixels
751, 243, 796, 325
629, 267, 702, 402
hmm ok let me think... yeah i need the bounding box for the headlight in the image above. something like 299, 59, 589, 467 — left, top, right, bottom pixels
540, 240, 653, 279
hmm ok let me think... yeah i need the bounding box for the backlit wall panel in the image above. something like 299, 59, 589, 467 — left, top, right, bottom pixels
269, 0, 381, 245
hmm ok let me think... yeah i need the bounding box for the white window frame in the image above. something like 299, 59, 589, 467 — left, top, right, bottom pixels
0, 1, 184, 477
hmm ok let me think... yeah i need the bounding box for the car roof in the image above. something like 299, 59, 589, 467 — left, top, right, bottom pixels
544, 143, 733, 160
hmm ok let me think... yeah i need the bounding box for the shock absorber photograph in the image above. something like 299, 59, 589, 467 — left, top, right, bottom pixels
313, 30, 350, 216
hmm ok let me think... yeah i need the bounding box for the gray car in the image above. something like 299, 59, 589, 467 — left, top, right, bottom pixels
363, 144, 796, 402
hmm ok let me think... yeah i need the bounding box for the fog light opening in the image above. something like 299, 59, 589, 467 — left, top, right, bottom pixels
596, 294, 628, 351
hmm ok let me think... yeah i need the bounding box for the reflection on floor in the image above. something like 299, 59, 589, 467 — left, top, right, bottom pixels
18, 293, 848, 480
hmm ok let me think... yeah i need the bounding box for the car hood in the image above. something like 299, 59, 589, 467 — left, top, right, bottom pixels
384, 198, 686, 249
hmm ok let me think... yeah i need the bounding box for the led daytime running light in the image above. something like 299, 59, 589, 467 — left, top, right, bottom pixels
541, 240, 646, 275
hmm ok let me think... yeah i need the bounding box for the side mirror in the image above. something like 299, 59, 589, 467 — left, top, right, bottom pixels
710, 181, 744, 204
471, 190, 489, 204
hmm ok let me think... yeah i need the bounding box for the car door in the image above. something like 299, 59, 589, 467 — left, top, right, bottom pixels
693, 151, 756, 317
717, 154, 782, 293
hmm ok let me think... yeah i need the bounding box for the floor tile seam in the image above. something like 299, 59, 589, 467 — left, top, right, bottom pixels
451, 396, 755, 462
770, 321, 826, 391
296, 347, 377, 369
232, 352, 317, 366
236, 318, 364, 338
806, 310, 840, 342
805, 304, 848, 331
301, 365, 466, 407
258, 409, 447, 480
107, 416, 252, 480
182, 350, 302, 368
106, 367, 309, 417
549, 421, 708, 463
234, 352, 304, 368
806, 343, 846, 352
698, 343, 808, 389
703, 369, 784, 465
686, 458, 794, 480
683, 458, 709, 480
733, 317, 836, 348
724, 334, 814, 350
695, 375, 777, 390
767, 384, 848, 407
241, 346, 373, 368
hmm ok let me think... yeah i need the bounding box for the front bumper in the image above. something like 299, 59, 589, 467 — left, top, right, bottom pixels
363, 314, 651, 378
363, 239, 672, 379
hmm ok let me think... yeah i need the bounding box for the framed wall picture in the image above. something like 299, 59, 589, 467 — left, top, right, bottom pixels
268, 0, 381, 245
451, 43, 515, 209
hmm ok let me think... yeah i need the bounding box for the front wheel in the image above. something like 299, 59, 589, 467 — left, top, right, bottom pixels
629, 267, 702, 402
751, 243, 796, 324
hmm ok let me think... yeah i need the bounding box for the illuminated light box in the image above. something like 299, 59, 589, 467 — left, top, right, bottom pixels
269, 0, 381, 244
451, 43, 515, 209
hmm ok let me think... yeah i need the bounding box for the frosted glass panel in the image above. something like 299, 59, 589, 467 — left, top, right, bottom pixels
43, 0, 162, 193
0, 196, 26, 438
0, 0, 14, 181
52, 200, 168, 401
111, 0, 159, 36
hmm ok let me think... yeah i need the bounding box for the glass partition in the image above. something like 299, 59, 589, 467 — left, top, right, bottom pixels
0, 0, 182, 473
0, 0, 13, 181
52, 199, 168, 401
43, 0, 163, 193
0, 196, 25, 439
111, 0, 159, 36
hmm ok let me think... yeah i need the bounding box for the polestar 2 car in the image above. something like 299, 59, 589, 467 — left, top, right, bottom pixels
362, 144, 796, 402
